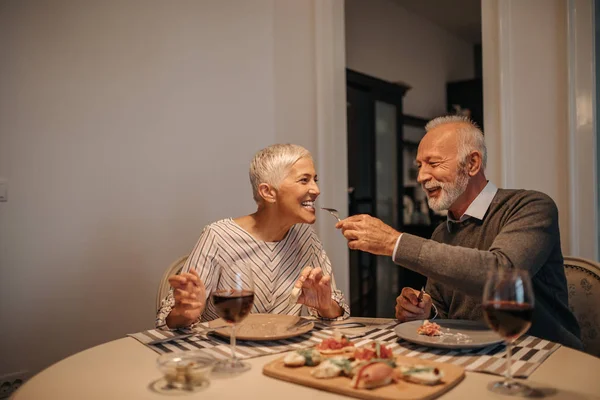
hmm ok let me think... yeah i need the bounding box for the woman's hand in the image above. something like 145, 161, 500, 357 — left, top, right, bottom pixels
296, 266, 342, 319
165, 269, 206, 329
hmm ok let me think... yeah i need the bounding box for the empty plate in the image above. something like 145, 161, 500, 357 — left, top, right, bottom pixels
209, 314, 314, 341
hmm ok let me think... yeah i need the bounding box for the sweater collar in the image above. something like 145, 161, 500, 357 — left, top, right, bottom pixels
446, 181, 498, 231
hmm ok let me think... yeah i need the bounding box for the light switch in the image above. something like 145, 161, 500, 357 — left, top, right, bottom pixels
0, 179, 7, 202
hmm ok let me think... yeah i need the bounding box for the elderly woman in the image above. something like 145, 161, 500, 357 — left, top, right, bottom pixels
156, 144, 349, 329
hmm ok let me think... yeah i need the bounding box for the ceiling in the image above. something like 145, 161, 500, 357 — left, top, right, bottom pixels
391, 0, 482, 44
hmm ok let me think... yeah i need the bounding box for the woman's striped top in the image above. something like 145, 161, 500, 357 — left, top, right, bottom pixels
156, 218, 350, 329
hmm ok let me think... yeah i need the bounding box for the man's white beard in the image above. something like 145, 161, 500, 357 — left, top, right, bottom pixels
423, 169, 470, 212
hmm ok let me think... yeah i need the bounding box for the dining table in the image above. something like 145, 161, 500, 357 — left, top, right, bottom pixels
13, 317, 600, 399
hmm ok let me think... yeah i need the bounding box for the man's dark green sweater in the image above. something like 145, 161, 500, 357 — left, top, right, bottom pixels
393, 189, 582, 350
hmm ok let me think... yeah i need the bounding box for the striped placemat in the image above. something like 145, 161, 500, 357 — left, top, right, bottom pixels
128, 322, 559, 378
351, 326, 561, 378
129, 321, 337, 358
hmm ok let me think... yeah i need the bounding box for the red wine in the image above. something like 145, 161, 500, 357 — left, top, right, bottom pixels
483, 301, 533, 340
212, 290, 254, 323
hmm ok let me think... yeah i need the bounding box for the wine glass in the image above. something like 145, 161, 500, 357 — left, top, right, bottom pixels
482, 268, 534, 395
211, 261, 255, 374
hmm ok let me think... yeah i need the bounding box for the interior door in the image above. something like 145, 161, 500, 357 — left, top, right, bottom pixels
346, 84, 377, 317
346, 69, 408, 317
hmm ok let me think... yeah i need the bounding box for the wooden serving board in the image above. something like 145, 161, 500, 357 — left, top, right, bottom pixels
263, 355, 465, 400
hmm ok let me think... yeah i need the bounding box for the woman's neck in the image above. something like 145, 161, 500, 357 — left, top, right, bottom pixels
234, 209, 293, 242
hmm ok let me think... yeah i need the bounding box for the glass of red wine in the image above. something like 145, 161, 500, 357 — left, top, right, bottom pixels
211, 261, 255, 374
482, 268, 534, 395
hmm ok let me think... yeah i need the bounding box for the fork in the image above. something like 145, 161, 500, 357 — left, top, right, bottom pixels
320, 207, 341, 222
417, 286, 425, 304
286, 317, 313, 331
147, 325, 228, 345
415, 287, 439, 322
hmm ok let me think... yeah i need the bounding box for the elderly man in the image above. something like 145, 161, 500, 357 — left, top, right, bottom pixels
336, 115, 582, 349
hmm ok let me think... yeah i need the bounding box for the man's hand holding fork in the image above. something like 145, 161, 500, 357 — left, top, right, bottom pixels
395, 287, 433, 322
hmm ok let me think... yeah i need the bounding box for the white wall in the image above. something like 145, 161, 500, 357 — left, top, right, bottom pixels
482, 0, 584, 257
272, 0, 350, 302
344, 0, 475, 118
0, 0, 348, 376
566, 0, 598, 260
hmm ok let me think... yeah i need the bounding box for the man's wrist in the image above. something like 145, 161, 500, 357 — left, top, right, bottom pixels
391, 232, 403, 260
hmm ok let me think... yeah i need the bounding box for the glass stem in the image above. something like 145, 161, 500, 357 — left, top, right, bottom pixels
230, 324, 238, 364
504, 341, 513, 386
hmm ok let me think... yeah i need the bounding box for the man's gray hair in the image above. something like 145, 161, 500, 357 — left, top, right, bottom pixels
425, 115, 487, 170
249, 143, 312, 203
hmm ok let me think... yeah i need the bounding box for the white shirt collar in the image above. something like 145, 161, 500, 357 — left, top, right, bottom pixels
446, 181, 498, 231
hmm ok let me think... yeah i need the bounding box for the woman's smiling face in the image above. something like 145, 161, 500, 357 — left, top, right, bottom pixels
275, 157, 320, 224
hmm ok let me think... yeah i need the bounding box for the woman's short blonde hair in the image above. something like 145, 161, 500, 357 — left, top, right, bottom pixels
249, 144, 312, 203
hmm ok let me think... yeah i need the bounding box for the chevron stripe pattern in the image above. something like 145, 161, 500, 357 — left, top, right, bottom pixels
156, 219, 350, 329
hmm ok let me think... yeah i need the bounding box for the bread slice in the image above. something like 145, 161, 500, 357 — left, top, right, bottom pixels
289, 286, 302, 306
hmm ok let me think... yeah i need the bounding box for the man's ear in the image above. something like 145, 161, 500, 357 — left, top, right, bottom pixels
258, 183, 277, 203
466, 151, 482, 176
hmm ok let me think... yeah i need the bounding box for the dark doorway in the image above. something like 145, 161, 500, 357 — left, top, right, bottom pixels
346, 69, 430, 317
